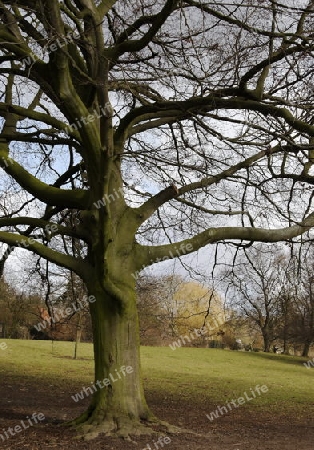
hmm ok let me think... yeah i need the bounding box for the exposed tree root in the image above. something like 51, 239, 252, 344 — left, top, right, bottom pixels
66, 409, 199, 441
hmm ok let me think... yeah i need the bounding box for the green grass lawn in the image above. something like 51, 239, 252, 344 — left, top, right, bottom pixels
0, 339, 313, 416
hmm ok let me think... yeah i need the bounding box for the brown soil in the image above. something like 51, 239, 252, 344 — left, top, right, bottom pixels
0, 374, 313, 450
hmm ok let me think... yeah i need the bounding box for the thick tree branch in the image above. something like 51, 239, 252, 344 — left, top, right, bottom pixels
135, 184, 179, 225
116, 93, 314, 143
0, 102, 71, 133
239, 44, 313, 93
108, 0, 178, 65
0, 146, 89, 209
174, 198, 253, 223
134, 147, 279, 223
178, 148, 276, 196
97, 0, 118, 18
140, 212, 314, 268
0, 230, 89, 278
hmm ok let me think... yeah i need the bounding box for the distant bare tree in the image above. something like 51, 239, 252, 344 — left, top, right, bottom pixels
224, 245, 288, 352
285, 246, 314, 357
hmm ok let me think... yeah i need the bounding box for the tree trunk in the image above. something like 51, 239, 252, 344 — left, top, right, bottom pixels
302, 341, 311, 358
71, 280, 155, 439
263, 333, 271, 353
282, 310, 288, 354
68, 194, 169, 438
73, 312, 82, 360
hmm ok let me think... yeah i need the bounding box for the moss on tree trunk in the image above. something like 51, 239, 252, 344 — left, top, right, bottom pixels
70, 280, 157, 439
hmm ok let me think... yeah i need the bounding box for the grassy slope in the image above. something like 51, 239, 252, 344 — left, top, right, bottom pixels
0, 340, 313, 416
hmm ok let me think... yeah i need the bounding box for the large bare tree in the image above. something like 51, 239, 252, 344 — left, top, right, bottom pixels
1, 0, 314, 438
223, 244, 287, 352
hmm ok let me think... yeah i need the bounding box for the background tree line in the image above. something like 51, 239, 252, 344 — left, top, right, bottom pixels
0, 272, 226, 346
2, 243, 314, 358
222, 242, 314, 357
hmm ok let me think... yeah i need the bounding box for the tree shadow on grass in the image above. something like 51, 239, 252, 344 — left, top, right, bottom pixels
245, 351, 310, 368
53, 355, 93, 360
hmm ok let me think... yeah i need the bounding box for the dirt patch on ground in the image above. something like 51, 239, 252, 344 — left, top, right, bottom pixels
0, 375, 313, 450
